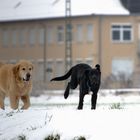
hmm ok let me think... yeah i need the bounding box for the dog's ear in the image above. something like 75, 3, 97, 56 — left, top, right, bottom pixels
95, 64, 100, 72
13, 64, 20, 75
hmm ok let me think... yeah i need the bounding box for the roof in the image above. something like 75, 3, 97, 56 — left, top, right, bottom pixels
0, 0, 129, 22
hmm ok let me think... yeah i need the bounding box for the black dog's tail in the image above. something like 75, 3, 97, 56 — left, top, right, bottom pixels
50, 67, 73, 81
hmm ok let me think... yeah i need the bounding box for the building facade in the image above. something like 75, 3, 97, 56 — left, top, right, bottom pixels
0, 14, 140, 89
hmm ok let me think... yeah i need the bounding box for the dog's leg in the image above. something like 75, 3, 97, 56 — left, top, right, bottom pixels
77, 94, 85, 110
91, 93, 97, 109
10, 96, 19, 110
0, 94, 5, 110
64, 82, 70, 99
21, 95, 30, 109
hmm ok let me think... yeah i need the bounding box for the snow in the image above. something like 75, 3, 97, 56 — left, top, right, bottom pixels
0, 0, 129, 22
1, 89, 140, 140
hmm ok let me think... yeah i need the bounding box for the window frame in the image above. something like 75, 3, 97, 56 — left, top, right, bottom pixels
46, 60, 53, 82
55, 59, 64, 76
29, 28, 36, 47
65, 24, 73, 42
87, 24, 93, 42
76, 24, 83, 43
47, 26, 54, 45
38, 28, 45, 46
11, 28, 17, 47
111, 23, 133, 43
19, 28, 27, 47
111, 58, 134, 79
57, 25, 64, 44
2, 28, 10, 47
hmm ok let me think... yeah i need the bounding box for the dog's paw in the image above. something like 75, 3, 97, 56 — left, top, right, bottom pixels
64, 94, 68, 99
77, 106, 83, 110
91, 106, 96, 110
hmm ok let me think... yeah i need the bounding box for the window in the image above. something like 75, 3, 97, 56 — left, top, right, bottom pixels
2, 29, 10, 47
47, 26, 53, 44
46, 61, 53, 82
112, 59, 133, 79
76, 24, 83, 42
29, 28, 36, 46
111, 24, 132, 42
11, 29, 17, 47
55, 60, 64, 76
87, 24, 93, 42
57, 26, 64, 43
19, 29, 26, 47
39, 28, 45, 46
66, 24, 72, 42
37, 61, 44, 81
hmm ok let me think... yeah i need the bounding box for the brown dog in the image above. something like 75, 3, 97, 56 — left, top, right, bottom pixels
0, 60, 33, 110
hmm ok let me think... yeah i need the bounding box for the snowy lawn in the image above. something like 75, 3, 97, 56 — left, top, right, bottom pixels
1, 90, 140, 140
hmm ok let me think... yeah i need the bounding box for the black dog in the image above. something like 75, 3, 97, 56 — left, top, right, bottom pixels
51, 63, 101, 110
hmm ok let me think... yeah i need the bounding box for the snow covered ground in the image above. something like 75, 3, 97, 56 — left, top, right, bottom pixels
1, 89, 140, 140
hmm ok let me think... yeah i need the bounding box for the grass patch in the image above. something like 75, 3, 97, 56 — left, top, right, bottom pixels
17, 135, 26, 140
110, 103, 123, 109
73, 136, 86, 140
44, 134, 60, 140
44, 134, 86, 140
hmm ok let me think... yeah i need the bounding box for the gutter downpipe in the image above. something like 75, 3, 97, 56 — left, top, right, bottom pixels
98, 15, 103, 67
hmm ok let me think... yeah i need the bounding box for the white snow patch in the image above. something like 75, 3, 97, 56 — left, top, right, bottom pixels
1, 89, 140, 140
0, 0, 129, 21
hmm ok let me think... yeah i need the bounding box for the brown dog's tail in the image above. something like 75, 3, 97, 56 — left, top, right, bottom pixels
50, 67, 73, 81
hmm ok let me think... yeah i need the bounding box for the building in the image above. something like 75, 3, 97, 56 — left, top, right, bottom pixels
0, 0, 140, 89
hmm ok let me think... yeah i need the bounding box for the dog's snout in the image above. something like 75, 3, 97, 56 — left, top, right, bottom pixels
27, 73, 30, 78
26, 73, 31, 81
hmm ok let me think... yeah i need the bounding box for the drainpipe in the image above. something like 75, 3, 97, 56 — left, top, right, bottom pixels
43, 25, 47, 83
98, 15, 102, 66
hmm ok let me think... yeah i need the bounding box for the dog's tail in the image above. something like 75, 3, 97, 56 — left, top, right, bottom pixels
50, 67, 73, 81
